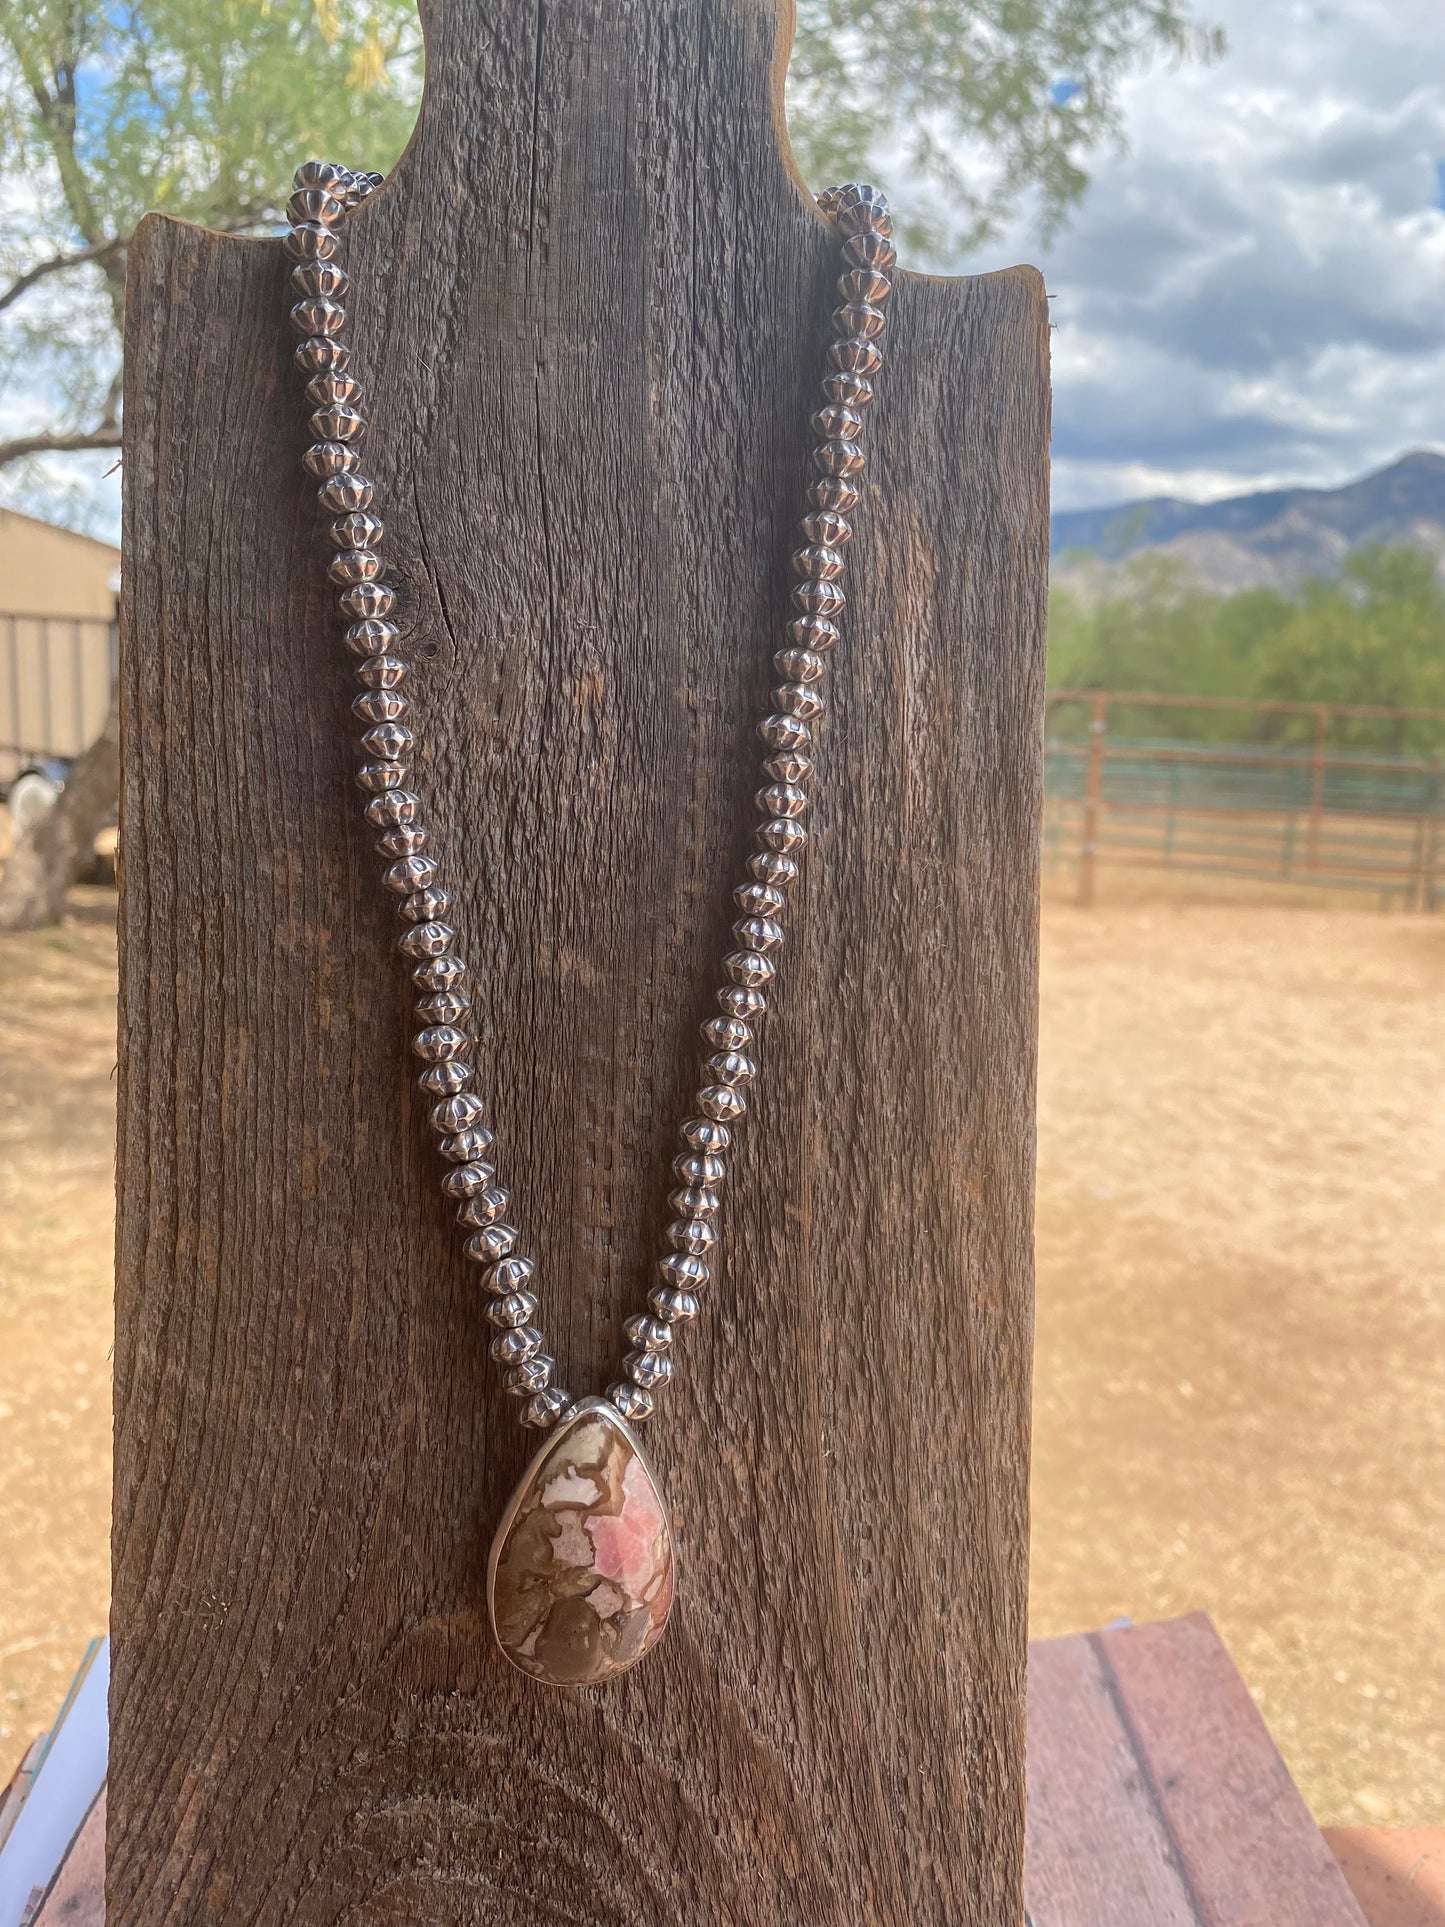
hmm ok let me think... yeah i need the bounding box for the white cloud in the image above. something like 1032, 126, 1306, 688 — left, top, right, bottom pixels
970, 0, 1445, 510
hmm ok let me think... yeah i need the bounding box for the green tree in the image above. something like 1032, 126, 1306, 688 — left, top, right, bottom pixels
1047, 545, 1445, 753
0, 0, 420, 490
789, 0, 1225, 256
0, 0, 1221, 927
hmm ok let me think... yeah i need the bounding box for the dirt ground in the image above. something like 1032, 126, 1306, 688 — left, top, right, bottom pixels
1, 881, 1441, 1824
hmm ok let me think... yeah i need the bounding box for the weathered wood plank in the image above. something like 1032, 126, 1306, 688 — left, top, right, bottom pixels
1025, 1630, 1201, 1926
1096, 1615, 1367, 1926
32, 1787, 105, 1927
111, 1, 1048, 1921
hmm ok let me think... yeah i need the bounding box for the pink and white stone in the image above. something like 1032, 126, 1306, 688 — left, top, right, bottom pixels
487, 1399, 675, 1685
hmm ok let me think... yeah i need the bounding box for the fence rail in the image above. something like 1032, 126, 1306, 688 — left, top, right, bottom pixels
1044, 690, 1445, 909
0, 612, 118, 789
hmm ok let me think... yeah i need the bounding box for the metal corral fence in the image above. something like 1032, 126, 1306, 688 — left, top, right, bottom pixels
0, 612, 118, 789
1045, 690, 1445, 910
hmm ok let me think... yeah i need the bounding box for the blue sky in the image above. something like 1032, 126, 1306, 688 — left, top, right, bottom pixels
978, 0, 1445, 512
4, 0, 1444, 535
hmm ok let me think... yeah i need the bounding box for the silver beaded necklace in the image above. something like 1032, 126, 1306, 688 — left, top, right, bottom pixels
283, 164, 895, 1687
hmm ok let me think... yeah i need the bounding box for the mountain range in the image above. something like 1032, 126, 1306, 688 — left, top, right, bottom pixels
1050, 449, 1445, 594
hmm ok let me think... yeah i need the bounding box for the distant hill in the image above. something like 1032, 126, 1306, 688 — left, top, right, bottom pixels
1051, 450, 1445, 594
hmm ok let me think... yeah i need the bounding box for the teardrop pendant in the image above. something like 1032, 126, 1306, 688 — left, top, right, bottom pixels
487, 1397, 675, 1685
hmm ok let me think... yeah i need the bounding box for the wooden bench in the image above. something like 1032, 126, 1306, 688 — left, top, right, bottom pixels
6, 1613, 1439, 1922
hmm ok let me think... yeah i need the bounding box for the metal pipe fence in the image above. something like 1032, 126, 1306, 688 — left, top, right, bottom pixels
0, 612, 118, 789
1045, 690, 1445, 909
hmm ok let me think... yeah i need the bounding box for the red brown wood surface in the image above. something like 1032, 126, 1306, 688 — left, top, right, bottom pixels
32, 1787, 105, 1927
1026, 1614, 1368, 1927
111, 1, 1048, 1922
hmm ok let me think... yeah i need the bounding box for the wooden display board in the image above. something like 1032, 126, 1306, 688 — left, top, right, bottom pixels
112, 2, 1049, 1920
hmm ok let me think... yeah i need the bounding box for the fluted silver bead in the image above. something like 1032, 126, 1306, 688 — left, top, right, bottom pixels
682, 1116, 731, 1152
792, 543, 846, 579
609, 1382, 654, 1423
813, 438, 866, 478
759, 712, 812, 751
749, 850, 799, 889
491, 1324, 543, 1365
674, 1151, 725, 1184
789, 611, 843, 649
669, 1185, 721, 1218
486, 1290, 540, 1330
732, 919, 783, 955
292, 268, 349, 310
418, 987, 470, 1023
774, 647, 826, 684
723, 948, 776, 986
287, 186, 346, 227
697, 1083, 746, 1122
345, 617, 399, 656
328, 548, 382, 585
313, 404, 366, 444
353, 689, 407, 725
837, 266, 892, 305
458, 1185, 510, 1227
284, 222, 339, 263
413, 1024, 468, 1062
384, 854, 436, 893
666, 1219, 717, 1258
822, 370, 874, 409
707, 1048, 758, 1085
842, 228, 897, 270
757, 818, 806, 855
762, 749, 813, 786
718, 983, 767, 1020
523, 1387, 571, 1429
430, 1092, 485, 1133
792, 577, 846, 617
294, 159, 351, 193
734, 881, 785, 918
412, 953, 468, 992
304, 441, 358, 480
658, 1251, 709, 1290
484, 1256, 535, 1293
290, 295, 345, 335
321, 472, 373, 511
466, 1223, 519, 1262
400, 886, 452, 923
802, 507, 854, 546
398, 920, 454, 958
442, 1160, 496, 1198
356, 761, 407, 792
703, 1014, 752, 1049
506, 1354, 556, 1395
419, 1061, 471, 1096
378, 827, 426, 859
331, 509, 383, 548
625, 1349, 674, 1391
339, 582, 395, 619
356, 656, 408, 691
649, 1284, 701, 1324
775, 683, 825, 720
757, 784, 807, 820
294, 335, 350, 375
624, 1313, 675, 1352
364, 787, 420, 828
441, 1124, 495, 1162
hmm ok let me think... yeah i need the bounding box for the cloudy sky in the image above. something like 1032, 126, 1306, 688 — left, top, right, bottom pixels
4, 0, 1443, 535
985, 0, 1445, 512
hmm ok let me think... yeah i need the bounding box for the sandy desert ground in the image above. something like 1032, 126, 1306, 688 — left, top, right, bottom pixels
1, 881, 1441, 1824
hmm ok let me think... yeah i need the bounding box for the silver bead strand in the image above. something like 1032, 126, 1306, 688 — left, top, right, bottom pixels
611, 183, 894, 1425
285, 162, 569, 1431
289, 170, 890, 1435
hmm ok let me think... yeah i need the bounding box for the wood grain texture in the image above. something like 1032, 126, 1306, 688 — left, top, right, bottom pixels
1025, 1616, 1369, 1927
111, 2, 1048, 1920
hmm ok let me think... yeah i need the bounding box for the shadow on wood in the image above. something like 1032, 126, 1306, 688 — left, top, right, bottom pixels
112, 1, 1049, 1920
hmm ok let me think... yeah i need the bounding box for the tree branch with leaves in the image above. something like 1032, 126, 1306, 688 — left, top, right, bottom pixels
0, 0, 1221, 928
